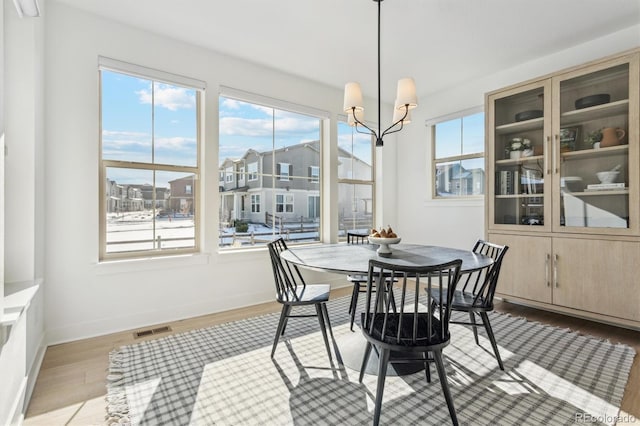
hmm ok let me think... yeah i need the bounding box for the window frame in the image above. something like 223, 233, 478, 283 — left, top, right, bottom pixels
251, 194, 261, 213
247, 162, 258, 181
429, 107, 485, 200
337, 117, 376, 240
98, 58, 205, 261
275, 193, 294, 213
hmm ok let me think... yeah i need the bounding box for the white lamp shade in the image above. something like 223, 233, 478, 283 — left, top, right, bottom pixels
396, 78, 418, 110
13, 0, 40, 17
343, 82, 364, 112
393, 104, 411, 124
347, 109, 365, 126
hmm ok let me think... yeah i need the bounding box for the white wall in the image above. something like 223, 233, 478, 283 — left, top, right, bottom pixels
43, 2, 386, 343
395, 25, 640, 250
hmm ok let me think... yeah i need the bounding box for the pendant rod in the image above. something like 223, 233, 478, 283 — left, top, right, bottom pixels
377, 0, 382, 146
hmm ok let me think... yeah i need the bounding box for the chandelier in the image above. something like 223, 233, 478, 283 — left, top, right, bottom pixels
343, 0, 417, 147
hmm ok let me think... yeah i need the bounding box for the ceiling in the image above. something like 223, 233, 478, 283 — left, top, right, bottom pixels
53, 0, 639, 103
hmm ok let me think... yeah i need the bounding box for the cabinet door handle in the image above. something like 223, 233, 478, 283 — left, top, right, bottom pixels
545, 253, 551, 287
553, 134, 559, 174
545, 136, 551, 175
554, 253, 559, 288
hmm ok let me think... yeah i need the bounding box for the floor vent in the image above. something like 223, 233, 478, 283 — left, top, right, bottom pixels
134, 325, 172, 339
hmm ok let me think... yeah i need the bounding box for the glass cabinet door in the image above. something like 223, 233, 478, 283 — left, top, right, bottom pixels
488, 81, 552, 231
553, 56, 637, 233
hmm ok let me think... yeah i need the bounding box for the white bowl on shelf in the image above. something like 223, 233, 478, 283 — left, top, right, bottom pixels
596, 171, 619, 184
368, 236, 401, 257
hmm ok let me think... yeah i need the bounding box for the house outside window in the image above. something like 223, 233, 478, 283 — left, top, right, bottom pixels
251, 194, 261, 213
225, 166, 234, 183
218, 89, 326, 248
337, 120, 375, 239
431, 109, 485, 198
99, 58, 203, 260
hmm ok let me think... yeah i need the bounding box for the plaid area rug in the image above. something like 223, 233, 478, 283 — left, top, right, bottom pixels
106, 294, 635, 425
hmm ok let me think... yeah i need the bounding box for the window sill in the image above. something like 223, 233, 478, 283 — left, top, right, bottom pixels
95, 253, 210, 275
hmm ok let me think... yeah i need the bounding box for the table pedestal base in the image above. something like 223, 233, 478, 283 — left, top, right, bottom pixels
336, 330, 426, 376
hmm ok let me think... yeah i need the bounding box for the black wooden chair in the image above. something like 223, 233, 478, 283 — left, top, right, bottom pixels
346, 232, 396, 331
428, 239, 509, 370
267, 238, 333, 360
359, 258, 463, 426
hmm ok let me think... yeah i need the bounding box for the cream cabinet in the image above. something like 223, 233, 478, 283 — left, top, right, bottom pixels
486, 49, 640, 329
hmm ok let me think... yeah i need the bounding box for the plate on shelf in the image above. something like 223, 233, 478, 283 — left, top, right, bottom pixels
515, 109, 543, 122
575, 94, 610, 110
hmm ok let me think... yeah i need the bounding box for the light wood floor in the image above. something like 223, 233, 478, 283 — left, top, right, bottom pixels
24, 287, 640, 425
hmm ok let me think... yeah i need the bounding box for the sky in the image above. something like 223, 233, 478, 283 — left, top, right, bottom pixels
102, 70, 376, 188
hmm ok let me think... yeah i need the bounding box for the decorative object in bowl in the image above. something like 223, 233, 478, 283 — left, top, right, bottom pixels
596, 171, 619, 184
368, 236, 401, 257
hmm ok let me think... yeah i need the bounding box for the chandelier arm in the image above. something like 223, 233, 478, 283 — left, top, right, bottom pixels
350, 106, 378, 136
380, 105, 409, 137
355, 125, 376, 137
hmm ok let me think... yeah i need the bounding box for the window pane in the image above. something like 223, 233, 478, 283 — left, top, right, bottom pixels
218, 96, 322, 248
435, 159, 485, 197
337, 121, 373, 180
153, 82, 198, 166
101, 71, 152, 163
105, 168, 195, 253
434, 118, 461, 159
100, 65, 200, 259
461, 158, 485, 195
338, 183, 373, 237
462, 112, 484, 155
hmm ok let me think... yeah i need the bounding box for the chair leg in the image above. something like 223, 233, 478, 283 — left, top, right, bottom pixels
349, 284, 360, 331
372, 347, 391, 426
479, 312, 504, 371
359, 342, 373, 383
315, 304, 332, 361
320, 303, 334, 340
280, 304, 292, 337
271, 305, 289, 358
423, 351, 431, 383
469, 311, 479, 345
433, 349, 458, 426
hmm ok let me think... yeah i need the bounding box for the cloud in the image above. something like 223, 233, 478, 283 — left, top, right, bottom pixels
219, 115, 318, 137
155, 137, 196, 151
136, 84, 195, 111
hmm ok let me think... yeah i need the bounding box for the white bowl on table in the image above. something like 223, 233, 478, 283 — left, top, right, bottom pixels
368, 236, 401, 257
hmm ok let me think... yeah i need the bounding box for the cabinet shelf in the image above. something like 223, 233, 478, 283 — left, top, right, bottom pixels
495, 193, 545, 199
560, 99, 629, 126
563, 189, 629, 197
496, 155, 544, 166
561, 144, 628, 160
495, 117, 543, 135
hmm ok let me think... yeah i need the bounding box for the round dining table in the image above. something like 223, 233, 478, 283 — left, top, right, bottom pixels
281, 242, 493, 275
280, 242, 494, 375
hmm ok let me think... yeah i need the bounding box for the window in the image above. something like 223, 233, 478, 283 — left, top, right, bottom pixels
225, 166, 234, 182
309, 166, 320, 183
278, 163, 291, 181
99, 58, 204, 260
337, 120, 375, 239
431, 110, 485, 198
308, 195, 320, 219
218, 88, 326, 248
276, 194, 294, 213
251, 194, 261, 213
247, 162, 258, 181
